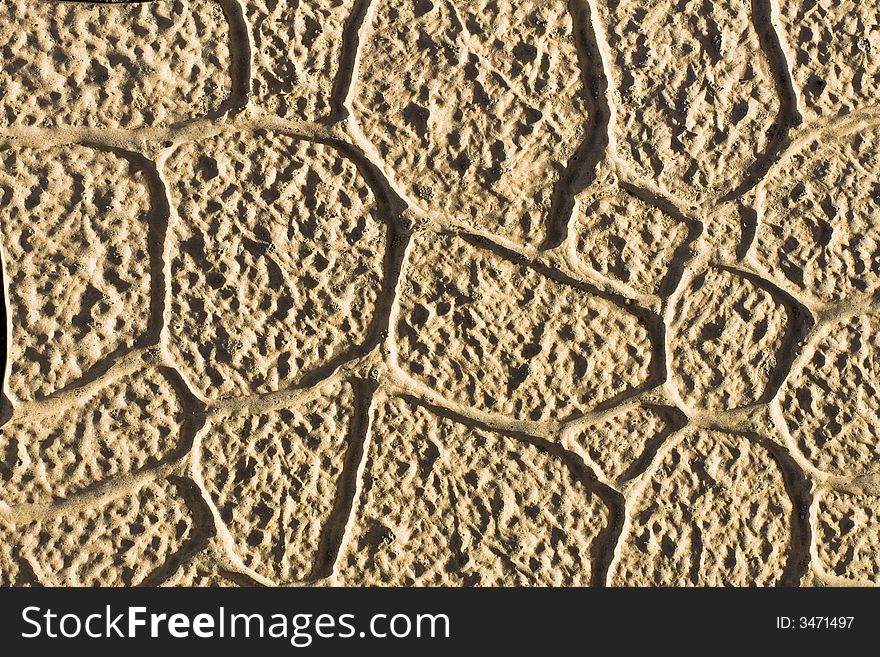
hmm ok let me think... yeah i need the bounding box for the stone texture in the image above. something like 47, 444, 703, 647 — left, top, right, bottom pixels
573, 176, 691, 294
596, 0, 779, 202
354, 0, 588, 246
753, 124, 880, 303
337, 396, 609, 585
782, 313, 880, 477
611, 430, 792, 586
0, 0, 231, 128
0, 145, 152, 401
199, 381, 354, 584
395, 232, 653, 422
247, 0, 354, 120
669, 268, 789, 411
15, 479, 194, 586
165, 130, 386, 400
815, 488, 880, 584
0, 368, 183, 507
778, 1, 880, 121
567, 405, 675, 482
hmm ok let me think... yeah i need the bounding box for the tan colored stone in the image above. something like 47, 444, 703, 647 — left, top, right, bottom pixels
200, 381, 354, 584
596, 0, 779, 202
338, 396, 609, 585
354, 0, 587, 246
779, 1, 880, 121
0, 0, 230, 128
611, 430, 791, 586
670, 268, 788, 411
782, 313, 880, 477
165, 130, 386, 400
248, 0, 354, 120
16, 479, 195, 586
815, 489, 880, 584
1, 368, 184, 507
0, 145, 152, 401
396, 232, 653, 422
753, 124, 880, 303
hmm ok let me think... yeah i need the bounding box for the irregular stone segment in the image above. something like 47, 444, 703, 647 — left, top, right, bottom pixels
778, 1, 880, 121
396, 232, 652, 423
670, 268, 788, 411
611, 430, 792, 586
15, 479, 195, 586
596, 0, 779, 202
165, 130, 386, 400
0, 368, 183, 507
247, 0, 354, 120
199, 381, 354, 584
338, 397, 609, 585
567, 405, 674, 482
753, 125, 880, 303
0, 145, 152, 401
782, 313, 880, 477
574, 176, 691, 294
815, 489, 880, 584
355, 0, 588, 246
0, 0, 231, 128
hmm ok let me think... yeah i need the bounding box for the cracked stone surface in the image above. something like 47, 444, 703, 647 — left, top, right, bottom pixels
610, 430, 792, 586
353, 0, 588, 246
0, 144, 152, 402
814, 488, 880, 584
198, 380, 354, 584
0, 367, 184, 507
753, 123, 880, 304
781, 312, 880, 478
337, 396, 609, 585
566, 405, 676, 483
395, 232, 653, 423
573, 170, 692, 294
669, 268, 789, 412
0, 0, 231, 128
596, 0, 779, 203
248, 0, 354, 120
165, 130, 386, 400
7, 479, 195, 587
1, 0, 879, 588
778, 1, 880, 122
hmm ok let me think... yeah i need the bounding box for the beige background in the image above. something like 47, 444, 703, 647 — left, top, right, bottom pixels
0, 0, 879, 586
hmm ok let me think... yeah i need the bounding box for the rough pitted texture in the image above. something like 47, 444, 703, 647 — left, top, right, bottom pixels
782, 313, 880, 477
0, 528, 26, 586
160, 548, 238, 587
670, 268, 788, 411
815, 489, 880, 584
199, 382, 354, 584
338, 397, 609, 585
753, 125, 880, 303
596, 0, 779, 202
0, 145, 151, 401
165, 130, 386, 400
15, 480, 194, 586
4, 0, 880, 588
248, 0, 354, 120
574, 177, 691, 294
0, 368, 183, 507
567, 405, 675, 482
0, 0, 230, 128
396, 233, 652, 422
354, 0, 587, 246
611, 430, 791, 586
779, 2, 880, 121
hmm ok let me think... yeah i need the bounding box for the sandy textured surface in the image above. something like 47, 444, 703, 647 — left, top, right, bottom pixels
1, 0, 879, 587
